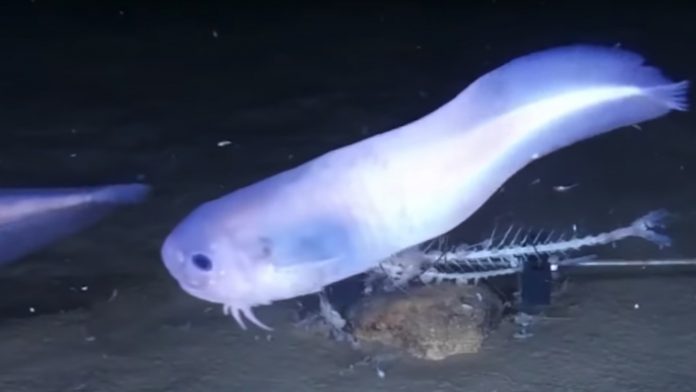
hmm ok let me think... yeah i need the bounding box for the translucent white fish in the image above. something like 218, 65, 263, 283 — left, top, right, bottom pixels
160, 44, 688, 330
0, 183, 151, 265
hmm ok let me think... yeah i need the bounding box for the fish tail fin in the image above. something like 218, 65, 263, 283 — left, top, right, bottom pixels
91, 183, 152, 204
0, 183, 152, 266
646, 80, 690, 111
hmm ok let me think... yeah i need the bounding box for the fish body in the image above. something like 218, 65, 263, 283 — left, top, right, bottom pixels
0, 183, 151, 265
160, 45, 688, 329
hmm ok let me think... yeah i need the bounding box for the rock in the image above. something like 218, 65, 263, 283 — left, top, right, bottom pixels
347, 283, 504, 361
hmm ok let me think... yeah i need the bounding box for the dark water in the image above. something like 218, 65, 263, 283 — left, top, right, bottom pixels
0, 1, 695, 391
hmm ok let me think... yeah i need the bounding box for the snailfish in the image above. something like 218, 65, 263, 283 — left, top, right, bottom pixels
0, 183, 151, 265
161, 45, 688, 330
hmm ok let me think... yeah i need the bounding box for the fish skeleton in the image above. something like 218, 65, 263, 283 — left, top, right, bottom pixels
160, 44, 688, 330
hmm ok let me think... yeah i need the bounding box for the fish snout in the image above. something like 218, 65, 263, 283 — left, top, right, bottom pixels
161, 235, 186, 276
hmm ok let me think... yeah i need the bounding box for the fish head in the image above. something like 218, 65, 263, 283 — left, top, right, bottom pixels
160, 201, 285, 331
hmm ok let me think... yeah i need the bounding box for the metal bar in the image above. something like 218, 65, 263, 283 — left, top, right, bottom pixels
557, 258, 696, 268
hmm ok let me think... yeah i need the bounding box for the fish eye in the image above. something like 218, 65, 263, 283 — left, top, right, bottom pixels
191, 253, 213, 271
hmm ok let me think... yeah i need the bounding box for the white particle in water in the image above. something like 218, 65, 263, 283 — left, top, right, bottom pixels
217, 140, 232, 147
633, 303, 640, 309
107, 289, 118, 302
553, 183, 578, 192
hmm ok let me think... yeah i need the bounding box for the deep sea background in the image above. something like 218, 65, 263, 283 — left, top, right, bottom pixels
0, 1, 694, 391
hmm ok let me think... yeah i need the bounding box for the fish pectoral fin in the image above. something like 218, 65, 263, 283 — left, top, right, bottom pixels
276, 254, 343, 270
267, 222, 351, 268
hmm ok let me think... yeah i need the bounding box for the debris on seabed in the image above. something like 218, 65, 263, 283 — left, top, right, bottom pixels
513, 312, 535, 340
339, 353, 397, 378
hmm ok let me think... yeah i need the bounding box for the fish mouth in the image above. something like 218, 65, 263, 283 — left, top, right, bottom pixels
178, 283, 273, 331
176, 281, 227, 307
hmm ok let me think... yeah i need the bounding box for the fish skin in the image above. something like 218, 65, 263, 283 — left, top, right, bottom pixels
0, 183, 151, 265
